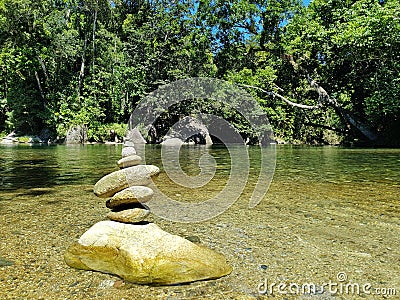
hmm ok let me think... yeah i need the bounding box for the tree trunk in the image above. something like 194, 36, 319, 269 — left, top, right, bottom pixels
35, 71, 46, 108
92, 6, 97, 74
240, 79, 378, 142
78, 36, 88, 93
286, 57, 378, 142
305, 75, 378, 141
37, 56, 49, 82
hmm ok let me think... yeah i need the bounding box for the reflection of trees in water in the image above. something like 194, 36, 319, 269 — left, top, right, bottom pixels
0, 145, 121, 191
2, 151, 58, 190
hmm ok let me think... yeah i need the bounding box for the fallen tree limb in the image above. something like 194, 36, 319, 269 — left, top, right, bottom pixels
238, 78, 378, 141
304, 75, 378, 141
238, 83, 322, 110
286, 56, 378, 141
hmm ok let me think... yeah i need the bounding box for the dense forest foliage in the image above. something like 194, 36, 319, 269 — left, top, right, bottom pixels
0, 0, 399, 145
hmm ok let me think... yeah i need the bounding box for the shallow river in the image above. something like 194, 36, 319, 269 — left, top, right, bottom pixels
0, 144, 399, 299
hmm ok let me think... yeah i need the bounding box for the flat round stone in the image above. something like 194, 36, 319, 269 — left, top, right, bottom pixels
106, 186, 154, 209
117, 155, 142, 169
122, 146, 136, 158
93, 165, 160, 198
106, 208, 150, 224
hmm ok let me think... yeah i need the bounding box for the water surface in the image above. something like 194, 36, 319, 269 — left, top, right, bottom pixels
0, 144, 399, 299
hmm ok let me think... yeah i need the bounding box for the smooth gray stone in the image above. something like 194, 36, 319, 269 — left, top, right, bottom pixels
117, 155, 142, 169
93, 165, 159, 198
122, 146, 136, 158
105, 186, 154, 208
106, 208, 150, 223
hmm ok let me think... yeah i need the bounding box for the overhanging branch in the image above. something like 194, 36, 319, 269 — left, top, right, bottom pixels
286, 56, 378, 141
238, 83, 322, 110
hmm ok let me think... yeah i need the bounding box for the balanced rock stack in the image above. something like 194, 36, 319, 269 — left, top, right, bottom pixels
94, 142, 155, 224
64, 141, 232, 285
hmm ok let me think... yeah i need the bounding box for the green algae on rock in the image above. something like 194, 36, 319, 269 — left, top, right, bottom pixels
64, 221, 232, 285
93, 165, 160, 198
0, 257, 15, 267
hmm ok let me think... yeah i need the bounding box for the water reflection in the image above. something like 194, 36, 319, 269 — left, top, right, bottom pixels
0, 144, 122, 191
0, 144, 399, 193
274, 146, 400, 185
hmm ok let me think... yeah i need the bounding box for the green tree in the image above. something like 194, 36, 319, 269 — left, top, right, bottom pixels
0, 0, 51, 133
283, 0, 400, 144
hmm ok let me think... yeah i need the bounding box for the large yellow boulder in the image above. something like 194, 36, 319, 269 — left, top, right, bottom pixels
65, 221, 232, 285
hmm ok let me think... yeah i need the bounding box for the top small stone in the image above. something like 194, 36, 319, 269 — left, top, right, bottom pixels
122, 146, 136, 158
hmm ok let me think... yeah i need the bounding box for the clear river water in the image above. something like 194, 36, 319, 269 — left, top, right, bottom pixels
0, 144, 399, 299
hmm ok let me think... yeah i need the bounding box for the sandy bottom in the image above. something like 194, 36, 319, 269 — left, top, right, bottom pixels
1, 176, 399, 299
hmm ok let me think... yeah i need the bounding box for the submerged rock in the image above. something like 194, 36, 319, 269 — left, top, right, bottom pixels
161, 137, 184, 146
117, 155, 142, 169
106, 207, 150, 223
93, 165, 160, 198
106, 186, 154, 209
64, 221, 232, 285
0, 257, 15, 267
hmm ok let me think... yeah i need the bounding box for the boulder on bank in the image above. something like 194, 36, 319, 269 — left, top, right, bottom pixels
125, 127, 147, 144
93, 165, 160, 198
0, 132, 45, 144
161, 137, 184, 146
0, 132, 18, 144
163, 116, 213, 145
64, 221, 232, 285
65, 125, 88, 144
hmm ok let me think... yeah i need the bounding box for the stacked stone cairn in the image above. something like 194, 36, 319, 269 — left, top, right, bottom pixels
64, 141, 232, 285
103, 142, 154, 225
